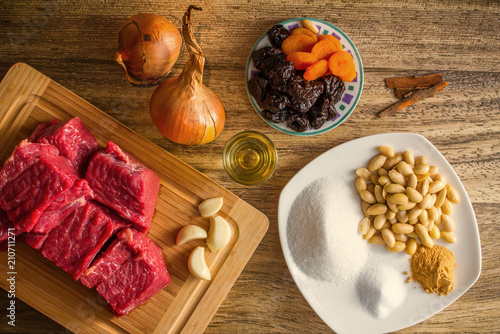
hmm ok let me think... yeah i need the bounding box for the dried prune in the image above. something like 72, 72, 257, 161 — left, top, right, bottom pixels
267, 25, 290, 48
314, 95, 339, 121
248, 74, 270, 108
248, 33, 348, 132
252, 47, 282, 66
322, 74, 345, 104
307, 105, 329, 129
252, 47, 286, 78
287, 113, 309, 132
269, 61, 296, 93
311, 81, 325, 96
262, 109, 289, 123
262, 90, 290, 112
288, 76, 324, 113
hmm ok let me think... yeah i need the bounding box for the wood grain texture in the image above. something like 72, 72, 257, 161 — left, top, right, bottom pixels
0, 0, 499, 333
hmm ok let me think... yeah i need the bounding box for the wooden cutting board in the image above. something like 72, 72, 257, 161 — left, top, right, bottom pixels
0, 63, 269, 334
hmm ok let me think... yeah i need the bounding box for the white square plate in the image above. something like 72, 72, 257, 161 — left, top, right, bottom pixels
278, 133, 481, 333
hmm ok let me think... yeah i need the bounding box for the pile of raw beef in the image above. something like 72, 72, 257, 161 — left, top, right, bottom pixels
0, 117, 170, 316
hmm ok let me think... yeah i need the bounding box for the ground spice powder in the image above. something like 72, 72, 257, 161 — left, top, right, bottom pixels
409, 245, 456, 295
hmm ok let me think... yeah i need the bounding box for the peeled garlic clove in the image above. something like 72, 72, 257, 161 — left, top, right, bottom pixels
176, 225, 208, 246
206, 216, 231, 252
188, 246, 211, 280
198, 197, 224, 217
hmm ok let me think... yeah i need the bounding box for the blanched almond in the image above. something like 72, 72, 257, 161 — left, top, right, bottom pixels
394, 233, 408, 242
429, 224, 441, 239
360, 189, 376, 204
441, 214, 455, 232
383, 153, 403, 169
441, 198, 453, 215
301, 19, 319, 34
441, 231, 457, 244
446, 184, 461, 203
368, 154, 387, 172
198, 197, 224, 217
428, 180, 446, 194
377, 145, 394, 158
415, 155, 427, 165
414, 164, 430, 175
388, 170, 406, 186
415, 223, 434, 248
367, 203, 388, 215
397, 161, 413, 176
358, 217, 371, 234
407, 173, 418, 189
389, 193, 409, 205
374, 185, 385, 203
382, 228, 396, 248
406, 238, 417, 255
385, 183, 405, 194
356, 167, 371, 180
363, 225, 377, 240
406, 187, 423, 203
368, 234, 385, 245
355, 177, 367, 193
435, 188, 447, 208
373, 214, 387, 230
403, 150, 415, 165
392, 223, 414, 234
386, 241, 406, 252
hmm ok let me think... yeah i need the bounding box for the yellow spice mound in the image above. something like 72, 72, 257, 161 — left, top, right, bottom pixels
409, 245, 456, 296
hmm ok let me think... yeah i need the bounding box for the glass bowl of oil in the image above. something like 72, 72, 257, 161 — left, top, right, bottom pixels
223, 131, 277, 186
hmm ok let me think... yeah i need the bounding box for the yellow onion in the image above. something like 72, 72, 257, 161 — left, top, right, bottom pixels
115, 13, 182, 85
150, 6, 225, 145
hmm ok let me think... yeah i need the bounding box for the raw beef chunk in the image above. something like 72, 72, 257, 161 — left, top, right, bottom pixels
86, 141, 161, 233
0, 208, 23, 251
32, 179, 94, 233
40, 201, 128, 280
80, 238, 132, 289
81, 228, 170, 316
0, 139, 60, 190
81, 227, 153, 288
29, 117, 98, 175
0, 154, 79, 232
25, 231, 48, 250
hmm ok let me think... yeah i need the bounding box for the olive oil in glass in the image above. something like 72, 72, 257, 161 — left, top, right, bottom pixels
223, 131, 277, 186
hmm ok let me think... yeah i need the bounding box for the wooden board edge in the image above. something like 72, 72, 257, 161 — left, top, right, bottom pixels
0, 63, 51, 147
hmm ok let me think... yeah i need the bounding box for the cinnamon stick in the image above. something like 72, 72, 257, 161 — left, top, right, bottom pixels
394, 85, 436, 98
386, 73, 443, 89
378, 81, 449, 118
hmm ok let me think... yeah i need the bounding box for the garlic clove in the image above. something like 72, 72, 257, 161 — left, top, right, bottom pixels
206, 216, 231, 252
188, 246, 211, 280
176, 225, 208, 246
198, 197, 224, 217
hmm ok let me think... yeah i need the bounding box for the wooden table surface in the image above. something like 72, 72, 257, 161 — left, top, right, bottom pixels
0, 1, 499, 333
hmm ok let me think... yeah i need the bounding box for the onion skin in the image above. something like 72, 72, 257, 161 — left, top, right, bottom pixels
150, 6, 225, 145
115, 13, 182, 85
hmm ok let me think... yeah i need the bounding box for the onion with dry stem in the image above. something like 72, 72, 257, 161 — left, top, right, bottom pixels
115, 13, 182, 85
150, 6, 225, 145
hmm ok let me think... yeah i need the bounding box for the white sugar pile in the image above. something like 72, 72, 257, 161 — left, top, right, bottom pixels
355, 263, 407, 318
286, 176, 369, 285
286, 175, 409, 320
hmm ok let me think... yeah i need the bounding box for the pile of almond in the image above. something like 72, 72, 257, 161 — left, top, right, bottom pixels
355, 146, 460, 255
